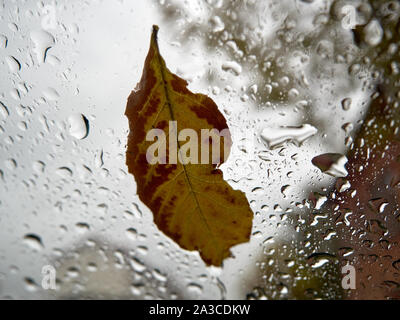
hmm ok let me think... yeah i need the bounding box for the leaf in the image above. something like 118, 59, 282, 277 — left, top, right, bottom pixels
125, 25, 253, 266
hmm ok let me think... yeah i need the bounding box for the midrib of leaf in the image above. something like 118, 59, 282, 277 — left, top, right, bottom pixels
152, 27, 221, 258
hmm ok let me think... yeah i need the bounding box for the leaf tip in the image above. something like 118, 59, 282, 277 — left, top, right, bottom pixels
152, 25, 159, 39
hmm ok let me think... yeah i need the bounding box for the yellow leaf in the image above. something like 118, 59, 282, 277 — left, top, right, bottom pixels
125, 25, 253, 266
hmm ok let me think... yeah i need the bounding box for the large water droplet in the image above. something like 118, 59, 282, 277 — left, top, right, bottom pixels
30, 30, 55, 63
312, 153, 348, 178
363, 19, 383, 47
67, 113, 89, 140
261, 124, 317, 149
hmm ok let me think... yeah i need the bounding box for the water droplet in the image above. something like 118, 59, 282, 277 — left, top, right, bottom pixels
312, 153, 348, 178
210, 16, 225, 32
379, 202, 389, 213
368, 198, 388, 214
307, 253, 336, 268
56, 167, 73, 178
75, 222, 90, 233
137, 246, 148, 255
261, 124, 317, 149
8, 23, 18, 33
342, 122, 353, 135
281, 185, 291, 197
67, 113, 89, 140
187, 282, 203, 295
249, 84, 258, 95
341, 98, 352, 111
94, 149, 104, 168
309, 192, 327, 210
32, 161, 46, 173
221, 61, 242, 75
126, 228, 137, 241
24, 277, 39, 292
338, 247, 354, 257
152, 269, 167, 282
363, 19, 383, 47
87, 262, 98, 272
30, 30, 55, 63
129, 257, 146, 273
17, 121, 28, 131
5, 159, 17, 170
23, 234, 44, 251
66, 266, 80, 278
0, 34, 7, 48
0, 102, 9, 119
337, 179, 351, 192
5, 56, 21, 72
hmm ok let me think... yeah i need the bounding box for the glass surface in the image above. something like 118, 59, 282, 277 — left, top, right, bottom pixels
0, 0, 399, 300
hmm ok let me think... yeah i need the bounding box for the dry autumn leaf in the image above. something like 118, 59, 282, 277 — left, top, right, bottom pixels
125, 25, 253, 266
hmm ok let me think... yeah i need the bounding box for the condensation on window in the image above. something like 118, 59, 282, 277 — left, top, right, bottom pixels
0, 0, 399, 300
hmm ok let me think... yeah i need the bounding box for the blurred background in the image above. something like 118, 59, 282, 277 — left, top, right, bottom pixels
0, 0, 399, 299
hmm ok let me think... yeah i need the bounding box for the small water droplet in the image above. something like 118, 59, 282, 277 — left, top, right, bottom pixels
210, 16, 225, 32
87, 262, 98, 272
341, 98, 352, 111
33, 161, 46, 173
56, 167, 73, 178
152, 269, 167, 282
129, 257, 146, 273
5, 56, 21, 72
187, 282, 203, 295
8, 23, 19, 33
4, 159, 17, 170
0, 102, 9, 119
66, 266, 80, 278
126, 228, 137, 241
94, 149, 104, 168
24, 277, 39, 292
75, 222, 90, 233
0, 34, 7, 48
23, 234, 44, 251
221, 61, 242, 75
